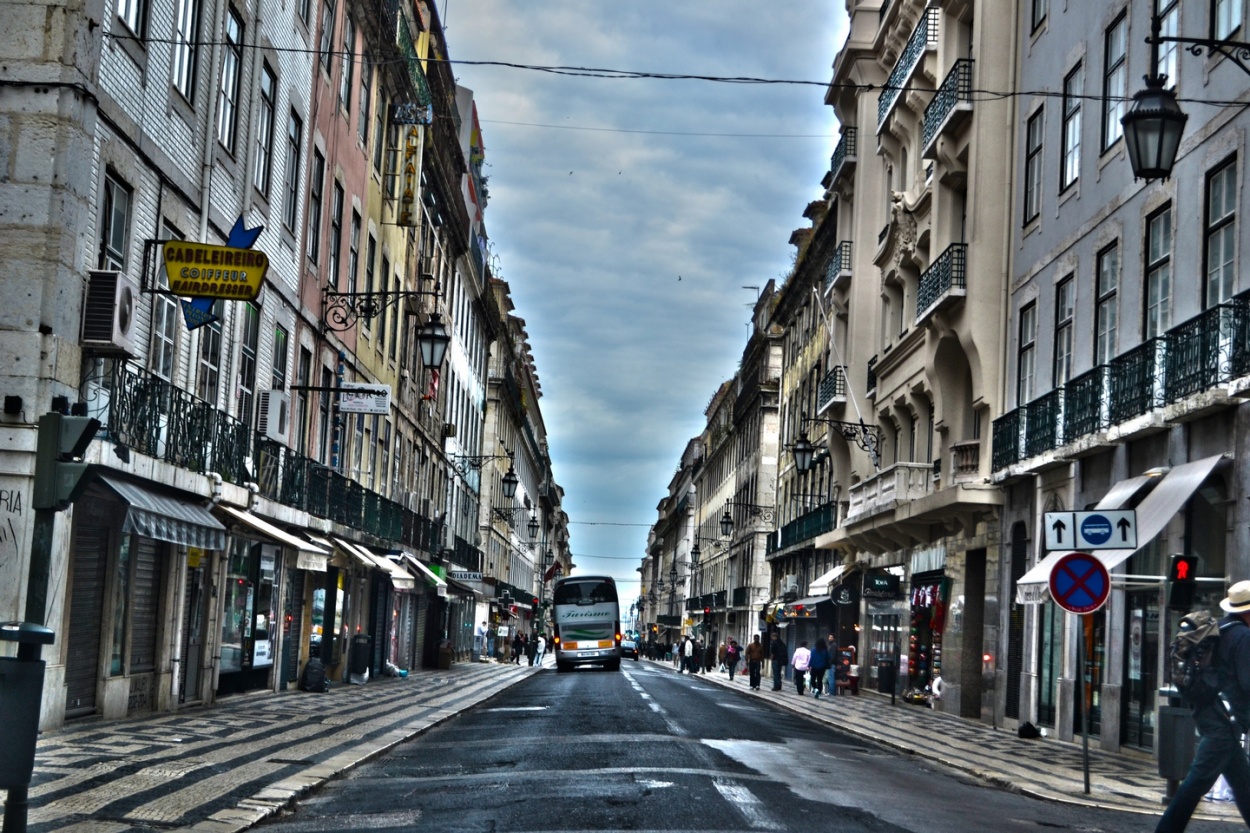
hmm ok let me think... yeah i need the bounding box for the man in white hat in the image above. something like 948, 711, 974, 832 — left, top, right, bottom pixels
1156, 580, 1250, 832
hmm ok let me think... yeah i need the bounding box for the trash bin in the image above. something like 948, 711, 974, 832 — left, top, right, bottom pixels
0, 621, 55, 790
438, 639, 453, 670
877, 658, 896, 695
1158, 704, 1197, 782
349, 634, 371, 677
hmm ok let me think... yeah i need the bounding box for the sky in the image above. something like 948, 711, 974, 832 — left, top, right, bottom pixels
442, 2, 848, 607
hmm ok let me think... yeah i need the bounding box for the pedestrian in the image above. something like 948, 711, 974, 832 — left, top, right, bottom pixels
475, 621, 487, 660
681, 635, 695, 673
792, 640, 811, 696
718, 641, 727, 672
513, 631, 524, 664
745, 634, 765, 690
1155, 580, 1250, 832
810, 638, 831, 699
704, 639, 717, 674
825, 633, 838, 695
769, 631, 788, 691
526, 632, 538, 666
534, 633, 546, 665
726, 639, 741, 680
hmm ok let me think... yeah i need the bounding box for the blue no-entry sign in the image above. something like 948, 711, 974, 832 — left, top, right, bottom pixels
1048, 552, 1111, 614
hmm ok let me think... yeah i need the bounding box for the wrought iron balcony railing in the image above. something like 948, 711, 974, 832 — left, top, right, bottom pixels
991, 406, 1026, 471
866, 355, 878, 397
1062, 365, 1110, 440
878, 5, 940, 131
922, 59, 974, 154
1023, 388, 1063, 459
817, 365, 848, 413
775, 502, 837, 552
916, 243, 967, 321
1165, 299, 1250, 402
825, 240, 853, 294
1109, 337, 1168, 425
830, 128, 858, 187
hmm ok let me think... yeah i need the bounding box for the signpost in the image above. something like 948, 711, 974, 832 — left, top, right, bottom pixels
1048, 551, 1111, 795
1043, 510, 1137, 551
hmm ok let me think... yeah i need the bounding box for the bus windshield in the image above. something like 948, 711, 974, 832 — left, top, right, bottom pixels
553, 580, 617, 606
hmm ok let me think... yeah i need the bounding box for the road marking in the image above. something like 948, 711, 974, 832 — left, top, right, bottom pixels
482, 706, 547, 712
714, 780, 780, 830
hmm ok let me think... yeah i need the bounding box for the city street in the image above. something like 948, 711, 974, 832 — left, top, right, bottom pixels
253, 661, 1229, 833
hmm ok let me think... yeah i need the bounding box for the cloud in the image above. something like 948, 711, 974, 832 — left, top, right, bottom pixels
448, 1, 845, 588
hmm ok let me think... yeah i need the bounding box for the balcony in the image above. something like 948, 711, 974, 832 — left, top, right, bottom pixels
922, 59, 974, 158
1165, 300, 1250, 401
915, 243, 967, 323
878, 5, 939, 133
949, 440, 980, 483
825, 240, 853, 294
828, 129, 857, 190
991, 406, 1025, 471
773, 502, 837, 552
866, 355, 878, 399
1023, 388, 1064, 459
1062, 365, 1110, 444
846, 463, 933, 523
100, 361, 420, 545
817, 365, 848, 413
1109, 338, 1168, 427
732, 586, 749, 607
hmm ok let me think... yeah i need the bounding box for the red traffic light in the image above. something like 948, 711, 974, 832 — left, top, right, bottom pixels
703, 607, 710, 615
532, 597, 540, 606
1169, 554, 1198, 582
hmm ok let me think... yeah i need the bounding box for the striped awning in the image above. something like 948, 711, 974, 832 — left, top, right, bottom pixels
99, 474, 226, 550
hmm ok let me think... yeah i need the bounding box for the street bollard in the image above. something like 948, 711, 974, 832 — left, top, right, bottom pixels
0, 621, 55, 833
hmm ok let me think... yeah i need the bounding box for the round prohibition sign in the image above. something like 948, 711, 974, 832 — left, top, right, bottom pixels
1049, 552, 1111, 614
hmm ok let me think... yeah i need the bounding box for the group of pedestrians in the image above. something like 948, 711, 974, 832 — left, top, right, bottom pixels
474, 621, 546, 666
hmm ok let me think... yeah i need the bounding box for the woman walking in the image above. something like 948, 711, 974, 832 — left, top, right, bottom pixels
810, 638, 832, 700
792, 641, 811, 696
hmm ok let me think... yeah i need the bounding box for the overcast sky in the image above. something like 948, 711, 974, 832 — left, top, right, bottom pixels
443, 2, 847, 607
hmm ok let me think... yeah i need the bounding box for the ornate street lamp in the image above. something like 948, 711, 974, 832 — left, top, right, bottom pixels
501, 465, 519, 499
416, 313, 451, 370
528, 514, 540, 540
792, 433, 816, 473
792, 415, 880, 471
720, 501, 775, 538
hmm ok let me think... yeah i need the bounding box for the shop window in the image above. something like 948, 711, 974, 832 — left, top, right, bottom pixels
221, 538, 257, 675
907, 576, 948, 690
110, 535, 133, 676
1038, 601, 1062, 726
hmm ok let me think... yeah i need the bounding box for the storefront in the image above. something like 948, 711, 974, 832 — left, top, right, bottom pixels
65, 474, 227, 720
907, 573, 949, 692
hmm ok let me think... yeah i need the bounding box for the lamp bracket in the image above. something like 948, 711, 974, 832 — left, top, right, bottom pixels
491, 506, 528, 525
1150, 32, 1250, 76
321, 277, 441, 332
802, 416, 882, 469
451, 450, 513, 477
723, 500, 776, 526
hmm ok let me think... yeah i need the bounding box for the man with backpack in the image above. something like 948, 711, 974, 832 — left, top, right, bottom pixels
1156, 580, 1250, 832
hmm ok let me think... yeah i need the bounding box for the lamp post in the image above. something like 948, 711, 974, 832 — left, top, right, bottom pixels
1120, 5, 1250, 180
719, 501, 775, 539
792, 415, 881, 472
416, 313, 451, 371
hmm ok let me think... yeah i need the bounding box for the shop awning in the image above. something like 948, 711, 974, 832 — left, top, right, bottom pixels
361, 551, 416, 591
1017, 454, 1228, 603
398, 553, 447, 589
217, 505, 329, 561
808, 565, 846, 596
331, 537, 378, 570
446, 576, 482, 597
98, 475, 227, 550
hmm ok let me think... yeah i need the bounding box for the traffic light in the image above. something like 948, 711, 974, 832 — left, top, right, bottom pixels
703, 607, 711, 616
32, 412, 100, 510
1167, 553, 1198, 611
532, 597, 539, 607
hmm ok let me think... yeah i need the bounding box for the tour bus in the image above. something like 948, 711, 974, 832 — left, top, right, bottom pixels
551, 575, 622, 672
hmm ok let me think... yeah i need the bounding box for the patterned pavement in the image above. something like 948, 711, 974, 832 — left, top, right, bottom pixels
4, 655, 1240, 831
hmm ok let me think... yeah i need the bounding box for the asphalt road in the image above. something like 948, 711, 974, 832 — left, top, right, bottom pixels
256, 661, 1235, 832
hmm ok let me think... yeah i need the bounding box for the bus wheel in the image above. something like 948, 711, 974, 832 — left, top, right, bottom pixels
605, 659, 621, 672
556, 661, 570, 673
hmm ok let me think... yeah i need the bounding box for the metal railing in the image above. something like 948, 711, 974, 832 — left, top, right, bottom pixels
1023, 389, 1063, 459
916, 243, 967, 319
817, 365, 847, 412
775, 502, 836, 551
1062, 365, 1110, 440
991, 407, 1025, 471
825, 240, 853, 293
866, 355, 878, 396
830, 128, 857, 184
878, 5, 940, 130
1109, 337, 1168, 425
1165, 300, 1250, 401
922, 58, 974, 150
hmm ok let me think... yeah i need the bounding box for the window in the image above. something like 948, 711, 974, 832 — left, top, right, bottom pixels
1054, 276, 1075, 386
254, 63, 276, 196
389, 265, 399, 361
152, 224, 182, 380
1214, 0, 1244, 39
358, 52, 371, 143
347, 211, 360, 293
364, 234, 376, 329
339, 15, 354, 111
380, 420, 391, 497
1206, 159, 1238, 306
296, 348, 311, 452
238, 303, 260, 425
100, 173, 132, 270
385, 119, 399, 199
172, 0, 199, 100
1145, 205, 1173, 338
196, 302, 224, 403
1024, 109, 1044, 223
318, 0, 336, 74
1019, 303, 1037, 404
1032, 0, 1047, 32
1095, 245, 1119, 365
217, 8, 243, 151
328, 181, 343, 286
372, 102, 385, 173
378, 255, 390, 354
298, 0, 310, 26
307, 149, 325, 265
271, 325, 289, 390
1158, 0, 1179, 84
1061, 64, 1082, 191
117, 0, 145, 36
1102, 13, 1127, 151
282, 111, 302, 230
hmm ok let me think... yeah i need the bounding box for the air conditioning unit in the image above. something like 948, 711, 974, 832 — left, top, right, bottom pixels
81, 270, 139, 356
257, 390, 291, 444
